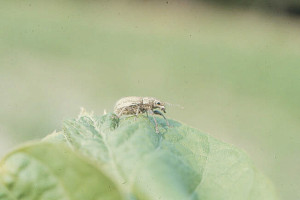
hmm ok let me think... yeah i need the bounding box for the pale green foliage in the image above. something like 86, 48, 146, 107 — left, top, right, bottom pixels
0, 112, 278, 200
0, 143, 121, 200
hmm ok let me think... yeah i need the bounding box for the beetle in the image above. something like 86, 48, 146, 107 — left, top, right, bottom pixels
114, 96, 170, 133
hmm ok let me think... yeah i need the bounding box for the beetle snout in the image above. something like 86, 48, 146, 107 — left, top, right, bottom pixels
161, 106, 166, 113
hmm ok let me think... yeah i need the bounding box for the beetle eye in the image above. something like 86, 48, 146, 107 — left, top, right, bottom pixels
157, 102, 161, 105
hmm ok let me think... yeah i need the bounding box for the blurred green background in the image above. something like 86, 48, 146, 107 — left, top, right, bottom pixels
0, 0, 299, 199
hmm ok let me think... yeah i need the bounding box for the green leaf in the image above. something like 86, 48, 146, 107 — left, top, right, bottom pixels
44, 112, 278, 200
0, 142, 122, 200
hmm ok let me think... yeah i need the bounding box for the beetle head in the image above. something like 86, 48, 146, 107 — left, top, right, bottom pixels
153, 99, 166, 113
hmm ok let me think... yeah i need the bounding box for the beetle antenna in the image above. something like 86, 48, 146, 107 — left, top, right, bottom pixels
165, 102, 184, 109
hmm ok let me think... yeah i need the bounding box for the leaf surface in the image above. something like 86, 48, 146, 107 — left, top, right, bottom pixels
0, 142, 122, 200
44, 113, 278, 200
0, 112, 278, 200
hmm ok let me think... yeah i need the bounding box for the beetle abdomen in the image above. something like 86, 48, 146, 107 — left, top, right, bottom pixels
114, 105, 140, 116
114, 96, 144, 116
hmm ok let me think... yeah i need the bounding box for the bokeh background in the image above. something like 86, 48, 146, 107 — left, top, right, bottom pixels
1, 0, 300, 199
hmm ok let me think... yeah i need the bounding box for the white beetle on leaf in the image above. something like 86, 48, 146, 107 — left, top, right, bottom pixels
114, 96, 173, 133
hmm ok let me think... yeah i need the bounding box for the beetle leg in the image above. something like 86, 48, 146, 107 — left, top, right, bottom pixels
117, 107, 127, 117
153, 110, 170, 127
148, 110, 159, 133
134, 106, 140, 121
136, 106, 140, 116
